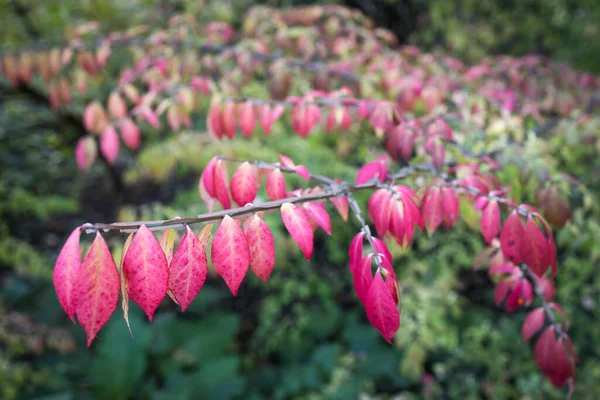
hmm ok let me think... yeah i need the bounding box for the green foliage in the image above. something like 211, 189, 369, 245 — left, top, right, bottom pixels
411, 0, 600, 73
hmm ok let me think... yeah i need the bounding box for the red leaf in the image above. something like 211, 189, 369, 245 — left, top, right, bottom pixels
422, 187, 443, 235
353, 254, 373, 304
238, 100, 256, 137
207, 100, 223, 138
348, 232, 365, 273
211, 216, 250, 295
75, 136, 97, 171
522, 215, 550, 277
505, 279, 533, 311
108, 91, 127, 119
266, 169, 287, 200
500, 210, 524, 264
368, 189, 392, 237
100, 125, 119, 164
230, 161, 259, 206
365, 270, 400, 343
245, 215, 275, 283
441, 186, 459, 227
372, 237, 393, 270
356, 161, 383, 185
122, 225, 169, 321
75, 232, 120, 347
481, 200, 501, 244
214, 159, 231, 209
522, 307, 545, 342
120, 118, 141, 150
494, 280, 513, 306
221, 101, 237, 139
330, 196, 349, 222
201, 156, 218, 198
535, 327, 556, 376
169, 226, 208, 311
303, 202, 331, 235
53, 227, 82, 323
281, 203, 314, 260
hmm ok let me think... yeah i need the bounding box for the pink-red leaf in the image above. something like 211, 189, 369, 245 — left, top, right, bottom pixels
230, 161, 259, 206
122, 225, 169, 322
238, 100, 256, 137
120, 118, 141, 150
214, 159, 231, 209
522, 215, 550, 277
500, 210, 524, 264
481, 200, 501, 244
281, 203, 314, 260
211, 216, 250, 295
422, 187, 443, 235
348, 232, 365, 273
100, 125, 119, 164
266, 169, 287, 200
53, 227, 82, 323
330, 196, 349, 222
365, 270, 400, 343
201, 156, 218, 198
303, 202, 331, 235
75, 232, 120, 347
245, 215, 275, 283
368, 189, 392, 237
353, 254, 373, 304
169, 225, 208, 311
522, 307, 545, 342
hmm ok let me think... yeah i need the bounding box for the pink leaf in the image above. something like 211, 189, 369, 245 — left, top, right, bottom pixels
169, 225, 208, 311
230, 161, 259, 206
348, 232, 365, 273
372, 237, 393, 270
356, 161, 382, 185
214, 159, 231, 209
522, 215, 550, 277
201, 156, 218, 198
353, 254, 373, 304
120, 118, 141, 150
238, 100, 256, 137
522, 307, 545, 342
266, 169, 287, 200
108, 91, 127, 119
75, 136, 97, 171
368, 189, 392, 237
303, 202, 331, 235
100, 125, 119, 164
500, 210, 524, 265
211, 215, 250, 296
245, 215, 275, 283
365, 270, 400, 343
53, 227, 82, 323
122, 225, 169, 322
75, 232, 120, 347
422, 187, 443, 235
220, 101, 237, 139
281, 202, 314, 260
481, 200, 501, 244
207, 101, 223, 138
330, 196, 349, 222
441, 186, 459, 227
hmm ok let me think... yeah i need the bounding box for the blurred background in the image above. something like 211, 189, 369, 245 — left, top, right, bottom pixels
1, 0, 599, 399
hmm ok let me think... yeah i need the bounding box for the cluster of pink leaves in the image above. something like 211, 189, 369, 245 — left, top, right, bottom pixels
4, 4, 596, 171
53, 214, 277, 347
